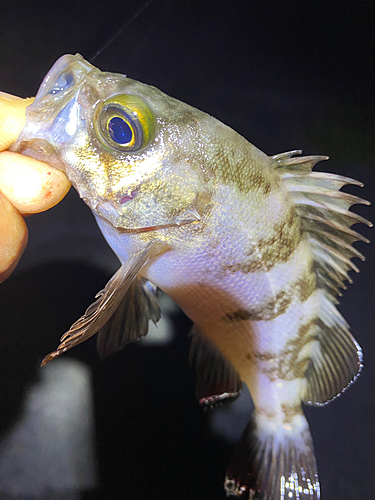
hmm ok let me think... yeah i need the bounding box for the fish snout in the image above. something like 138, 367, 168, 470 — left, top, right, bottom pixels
10, 138, 66, 171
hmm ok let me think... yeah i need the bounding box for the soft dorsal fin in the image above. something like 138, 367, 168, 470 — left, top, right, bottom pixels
272, 151, 369, 404
189, 326, 242, 408
303, 289, 363, 405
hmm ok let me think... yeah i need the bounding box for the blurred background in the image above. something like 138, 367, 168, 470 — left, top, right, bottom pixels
0, 1, 374, 498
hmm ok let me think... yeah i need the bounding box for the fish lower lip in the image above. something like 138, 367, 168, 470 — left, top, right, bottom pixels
9, 138, 66, 171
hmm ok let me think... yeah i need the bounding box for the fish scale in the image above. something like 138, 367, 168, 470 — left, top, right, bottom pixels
11, 53, 369, 499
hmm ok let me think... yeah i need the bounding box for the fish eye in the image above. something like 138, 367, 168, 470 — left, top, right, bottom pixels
49, 71, 75, 95
95, 94, 155, 152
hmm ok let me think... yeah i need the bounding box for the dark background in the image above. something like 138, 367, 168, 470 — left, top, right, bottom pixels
0, 1, 374, 499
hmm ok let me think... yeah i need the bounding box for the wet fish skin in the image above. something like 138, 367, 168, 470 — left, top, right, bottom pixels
13, 54, 369, 499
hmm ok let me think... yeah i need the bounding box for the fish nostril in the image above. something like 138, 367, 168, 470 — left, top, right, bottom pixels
49, 71, 75, 95
120, 189, 138, 204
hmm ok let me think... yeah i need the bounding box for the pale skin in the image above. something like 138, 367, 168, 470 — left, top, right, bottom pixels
0, 91, 71, 282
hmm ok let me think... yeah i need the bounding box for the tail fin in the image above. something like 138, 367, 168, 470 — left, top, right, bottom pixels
224, 411, 320, 499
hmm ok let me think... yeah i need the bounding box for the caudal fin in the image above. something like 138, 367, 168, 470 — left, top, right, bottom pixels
224, 411, 320, 499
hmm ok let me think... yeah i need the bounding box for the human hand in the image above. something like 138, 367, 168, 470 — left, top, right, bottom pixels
0, 91, 71, 282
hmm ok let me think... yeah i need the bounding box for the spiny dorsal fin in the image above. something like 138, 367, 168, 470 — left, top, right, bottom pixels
97, 277, 161, 358
272, 151, 371, 296
189, 326, 242, 408
273, 150, 327, 172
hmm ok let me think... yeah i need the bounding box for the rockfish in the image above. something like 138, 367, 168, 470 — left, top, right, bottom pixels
12, 54, 370, 499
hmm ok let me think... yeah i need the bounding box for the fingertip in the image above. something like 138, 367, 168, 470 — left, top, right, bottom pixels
0, 192, 28, 283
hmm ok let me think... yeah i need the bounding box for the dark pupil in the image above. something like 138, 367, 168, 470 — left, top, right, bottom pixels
108, 117, 133, 144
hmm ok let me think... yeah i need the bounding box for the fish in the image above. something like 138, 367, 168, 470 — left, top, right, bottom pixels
12, 53, 370, 499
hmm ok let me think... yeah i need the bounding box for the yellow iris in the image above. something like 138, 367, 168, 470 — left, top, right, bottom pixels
96, 94, 155, 152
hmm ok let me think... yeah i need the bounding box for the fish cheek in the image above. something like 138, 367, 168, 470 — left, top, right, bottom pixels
141, 163, 205, 216
61, 145, 110, 202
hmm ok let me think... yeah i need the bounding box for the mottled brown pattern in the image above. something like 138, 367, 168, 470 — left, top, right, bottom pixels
222, 289, 293, 322
224, 309, 252, 322
222, 261, 265, 273
253, 352, 275, 362
280, 320, 319, 380
281, 403, 301, 423
294, 261, 317, 304
222, 207, 302, 274
257, 408, 278, 419
262, 180, 272, 195
250, 319, 319, 381
210, 142, 273, 194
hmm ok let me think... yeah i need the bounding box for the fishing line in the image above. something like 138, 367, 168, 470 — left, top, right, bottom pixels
90, 0, 156, 63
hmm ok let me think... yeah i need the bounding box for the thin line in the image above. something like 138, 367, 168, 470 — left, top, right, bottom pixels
90, 0, 156, 63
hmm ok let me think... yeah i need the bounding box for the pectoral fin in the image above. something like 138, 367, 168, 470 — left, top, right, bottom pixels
41, 241, 167, 366
97, 277, 161, 358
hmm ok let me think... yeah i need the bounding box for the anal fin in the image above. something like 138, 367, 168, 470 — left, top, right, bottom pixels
189, 326, 242, 409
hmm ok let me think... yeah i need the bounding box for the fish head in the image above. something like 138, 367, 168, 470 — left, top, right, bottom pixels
13, 54, 214, 231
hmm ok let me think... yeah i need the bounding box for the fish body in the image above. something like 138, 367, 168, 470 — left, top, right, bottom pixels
13, 54, 370, 499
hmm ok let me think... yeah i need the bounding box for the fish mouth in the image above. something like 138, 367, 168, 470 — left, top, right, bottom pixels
10, 138, 67, 171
